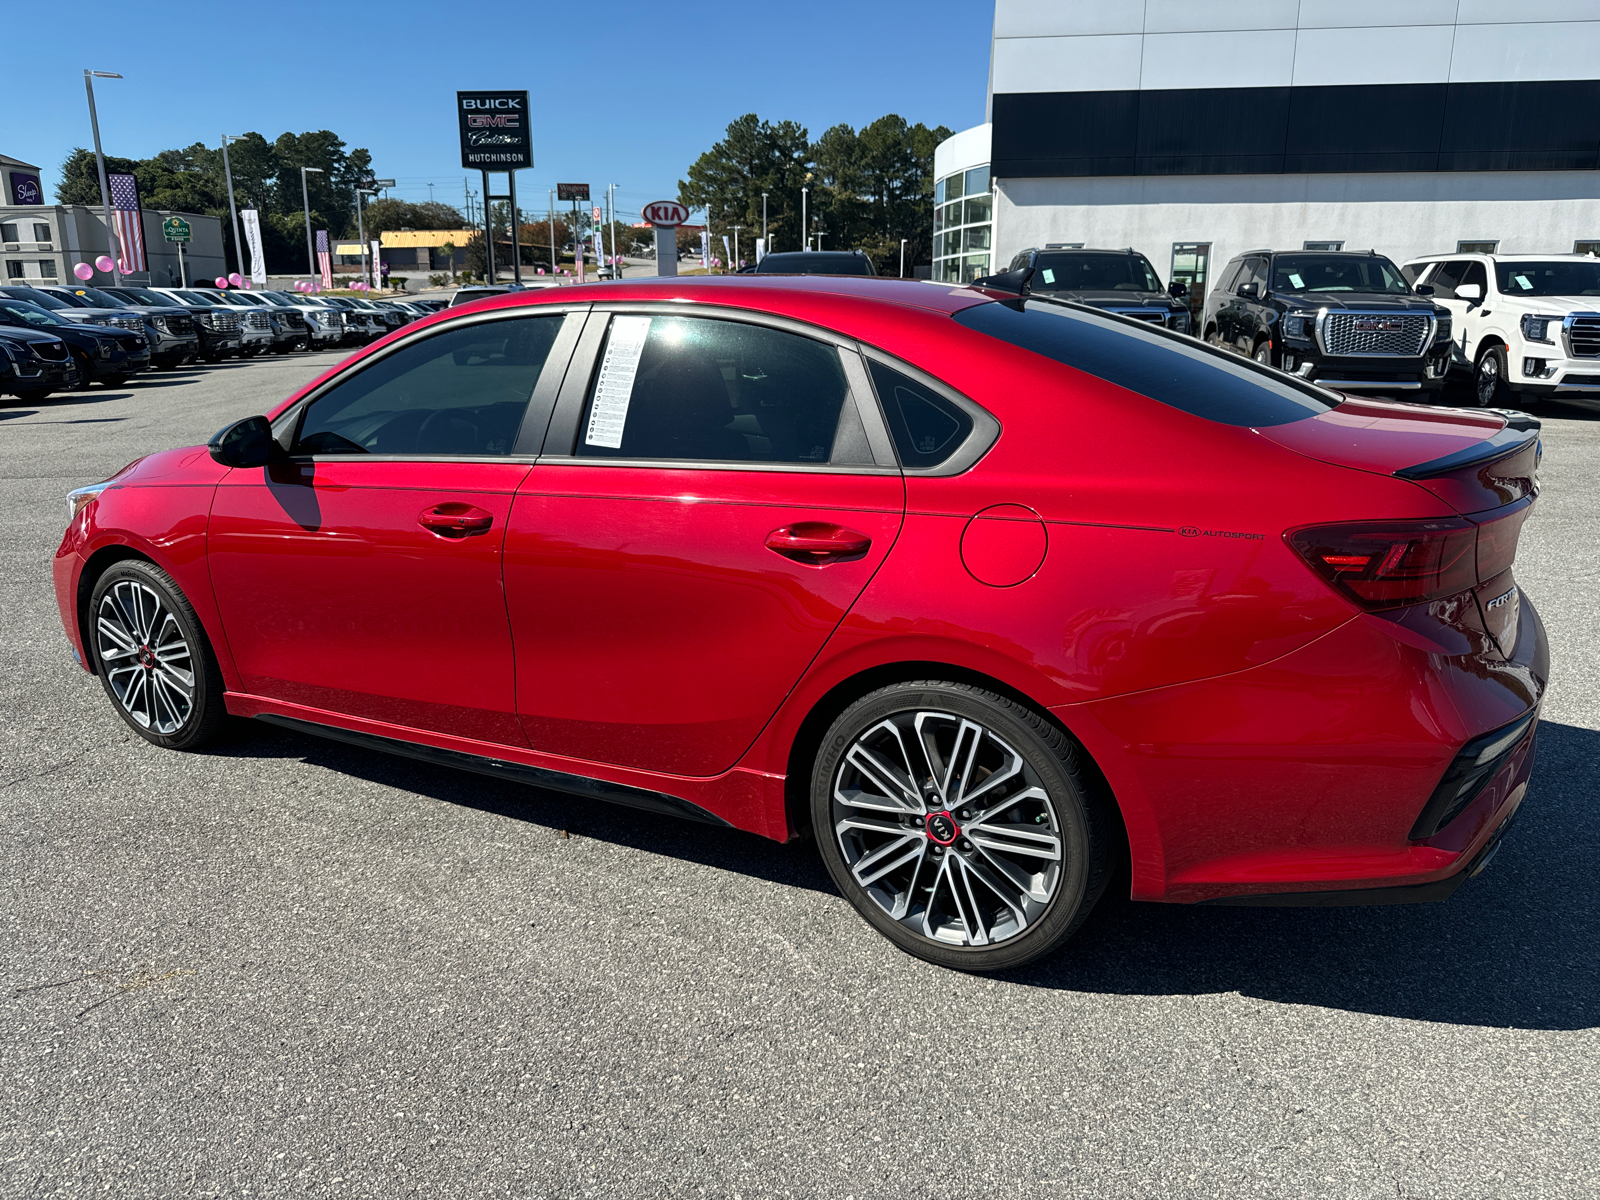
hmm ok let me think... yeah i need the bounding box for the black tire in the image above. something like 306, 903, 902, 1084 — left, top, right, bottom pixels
811, 680, 1112, 972
1252, 339, 1273, 367
1473, 345, 1510, 407
69, 348, 94, 391
88, 559, 226, 750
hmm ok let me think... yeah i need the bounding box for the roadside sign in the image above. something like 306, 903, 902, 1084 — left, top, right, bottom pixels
372, 178, 396, 188
593, 206, 602, 222
642, 200, 689, 227
557, 183, 590, 201
456, 91, 532, 170
162, 216, 191, 243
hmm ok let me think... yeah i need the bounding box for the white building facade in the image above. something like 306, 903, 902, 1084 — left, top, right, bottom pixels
933, 1, 1600, 322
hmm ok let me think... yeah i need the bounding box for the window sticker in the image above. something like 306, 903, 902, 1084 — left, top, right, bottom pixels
1040, 268, 1055, 284
1513, 274, 1532, 290
584, 315, 652, 448
1287, 273, 1305, 288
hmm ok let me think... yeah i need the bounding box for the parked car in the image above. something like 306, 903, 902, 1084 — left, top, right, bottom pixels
212, 290, 311, 352
37, 284, 198, 369
996, 247, 1192, 334
0, 284, 148, 339
152, 288, 274, 357
449, 285, 518, 308
242, 291, 343, 349
54, 276, 1543, 971
1201, 250, 1452, 399
316, 297, 384, 343
752, 250, 877, 276
0, 297, 149, 388
102, 286, 239, 363
0, 327, 77, 400
1402, 252, 1600, 410
345, 296, 406, 335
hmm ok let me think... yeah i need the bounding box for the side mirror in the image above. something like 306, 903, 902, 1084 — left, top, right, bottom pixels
208, 415, 277, 468
1413, 283, 1435, 295
1238, 281, 1260, 299
1168, 280, 1189, 298
1455, 283, 1482, 302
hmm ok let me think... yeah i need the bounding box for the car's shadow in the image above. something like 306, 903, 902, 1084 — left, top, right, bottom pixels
212, 718, 1598, 1031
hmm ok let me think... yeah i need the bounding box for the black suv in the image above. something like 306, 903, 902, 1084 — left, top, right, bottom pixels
752, 251, 877, 276
1203, 250, 1452, 397
1001, 247, 1191, 333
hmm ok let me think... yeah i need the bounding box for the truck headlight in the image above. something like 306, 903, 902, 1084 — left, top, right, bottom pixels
1521, 314, 1555, 344
1283, 311, 1317, 340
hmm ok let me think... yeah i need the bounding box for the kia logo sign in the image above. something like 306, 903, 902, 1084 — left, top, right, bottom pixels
642, 201, 689, 227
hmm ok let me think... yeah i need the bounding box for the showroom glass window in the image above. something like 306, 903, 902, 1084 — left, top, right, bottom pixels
575, 315, 849, 464
293, 317, 562, 456
932, 164, 992, 284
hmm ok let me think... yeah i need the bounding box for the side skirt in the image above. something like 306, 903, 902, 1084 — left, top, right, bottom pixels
254, 713, 732, 828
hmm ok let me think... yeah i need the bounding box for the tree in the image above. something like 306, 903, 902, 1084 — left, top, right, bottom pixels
360, 199, 466, 241
678, 113, 812, 255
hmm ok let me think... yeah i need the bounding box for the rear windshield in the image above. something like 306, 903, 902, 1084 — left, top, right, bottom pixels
754, 253, 873, 276
1271, 255, 1410, 294
954, 299, 1339, 427
1032, 253, 1161, 294
1495, 260, 1600, 296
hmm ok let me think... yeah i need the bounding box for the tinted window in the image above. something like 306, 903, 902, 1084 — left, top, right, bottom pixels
1240, 257, 1268, 291
1459, 261, 1488, 294
1214, 260, 1244, 295
1270, 255, 1410, 294
1496, 259, 1600, 296
65, 286, 127, 307
867, 360, 974, 468
1031, 253, 1161, 293
114, 287, 180, 307
0, 299, 65, 327
954, 299, 1339, 427
1428, 261, 1467, 299
577, 315, 847, 464
1401, 262, 1432, 285
753, 253, 874, 276
294, 317, 561, 457
2, 287, 70, 310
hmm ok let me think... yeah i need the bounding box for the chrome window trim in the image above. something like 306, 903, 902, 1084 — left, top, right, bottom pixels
856, 344, 1000, 477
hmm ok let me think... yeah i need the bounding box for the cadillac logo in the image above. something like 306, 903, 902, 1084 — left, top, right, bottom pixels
1353, 318, 1405, 332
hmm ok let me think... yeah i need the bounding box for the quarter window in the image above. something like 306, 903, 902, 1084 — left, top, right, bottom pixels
576, 315, 848, 464
867, 360, 974, 469
293, 316, 562, 456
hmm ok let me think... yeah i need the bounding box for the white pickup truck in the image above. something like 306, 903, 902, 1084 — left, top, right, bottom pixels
1402, 252, 1600, 410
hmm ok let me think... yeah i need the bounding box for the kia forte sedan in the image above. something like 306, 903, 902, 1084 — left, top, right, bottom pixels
54, 276, 1546, 970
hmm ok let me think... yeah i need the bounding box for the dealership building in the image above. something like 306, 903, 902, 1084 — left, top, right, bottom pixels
933, 1, 1600, 322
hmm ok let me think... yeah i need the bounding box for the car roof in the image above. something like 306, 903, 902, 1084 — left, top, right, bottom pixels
1404, 251, 1596, 262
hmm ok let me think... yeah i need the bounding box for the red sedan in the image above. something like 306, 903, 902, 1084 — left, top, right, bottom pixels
54, 276, 1546, 970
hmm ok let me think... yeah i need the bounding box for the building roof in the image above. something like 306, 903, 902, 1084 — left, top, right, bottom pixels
379, 229, 476, 248
0, 153, 42, 171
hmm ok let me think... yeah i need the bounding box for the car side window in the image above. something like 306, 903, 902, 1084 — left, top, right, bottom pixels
576, 315, 848, 464
1215, 261, 1243, 296
1460, 261, 1488, 295
867, 360, 974, 469
293, 316, 561, 457
1241, 257, 1268, 293
1401, 262, 1432, 286
1428, 260, 1467, 299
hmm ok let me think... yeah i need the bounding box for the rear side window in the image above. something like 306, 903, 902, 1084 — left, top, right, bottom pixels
576, 315, 848, 463
294, 316, 561, 456
867, 360, 974, 468
955, 300, 1338, 427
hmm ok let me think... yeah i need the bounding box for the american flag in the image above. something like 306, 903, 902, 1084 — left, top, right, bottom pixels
108, 173, 146, 273
316, 229, 333, 288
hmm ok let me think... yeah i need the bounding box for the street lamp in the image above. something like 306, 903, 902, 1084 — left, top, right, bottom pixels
548, 188, 556, 276
300, 165, 324, 281
221, 135, 247, 282
800, 187, 807, 253
83, 70, 123, 285
900, 238, 907, 278
357, 187, 379, 291
761, 192, 768, 254
731, 225, 742, 269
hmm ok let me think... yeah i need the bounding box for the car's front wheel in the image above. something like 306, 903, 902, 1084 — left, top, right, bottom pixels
811, 681, 1112, 971
88, 560, 226, 750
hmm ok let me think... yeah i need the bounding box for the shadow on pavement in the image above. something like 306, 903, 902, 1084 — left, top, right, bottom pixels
214, 716, 1597, 1030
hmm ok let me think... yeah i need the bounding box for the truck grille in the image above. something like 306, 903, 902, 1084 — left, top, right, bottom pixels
1320, 312, 1432, 357
1564, 313, 1600, 358
245, 311, 271, 330
283, 311, 307, 330
33, 340, 68, 361
210, 312, 240, 333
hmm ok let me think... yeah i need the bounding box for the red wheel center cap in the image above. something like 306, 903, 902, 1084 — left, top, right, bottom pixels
138, 646, 156, 668
925, 811, 960, 845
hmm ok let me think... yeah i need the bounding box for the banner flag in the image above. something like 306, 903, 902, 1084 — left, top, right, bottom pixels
372, 240, 382, 289
316, 229, 333, 288
107, 173, 147, 274
240, 208, 267, 288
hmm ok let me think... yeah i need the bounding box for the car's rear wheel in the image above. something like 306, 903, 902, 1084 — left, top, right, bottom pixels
811, 681, 1111, 971
1252, 339, 1273, 366
89, 560, 226, 750
1473, 345, 1509, 407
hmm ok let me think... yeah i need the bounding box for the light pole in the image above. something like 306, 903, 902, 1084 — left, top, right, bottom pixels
548, 189, 556, 275
800, 187, 807, 252
357, 187, 379, 291
731, 225, 741, 268
761, 192, 768, 255
83, 70, 123, 285
221, 135, 246, 281
300, 166, 324, 281
900, 238, 907, 278
608, 182, 618, 277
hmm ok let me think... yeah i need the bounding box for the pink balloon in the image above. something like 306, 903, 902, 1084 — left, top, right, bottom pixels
74, 262, 95, 281
94, 255, 115, 273
241, 279, 252, 289
228, 273, 243, 287
294, 281, 307, 292
215, 277, 229, 288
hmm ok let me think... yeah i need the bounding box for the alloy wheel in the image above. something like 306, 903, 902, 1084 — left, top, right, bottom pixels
1475, 352, 1499, 406
831, 711, 1063, 948
96, 580, 196, 734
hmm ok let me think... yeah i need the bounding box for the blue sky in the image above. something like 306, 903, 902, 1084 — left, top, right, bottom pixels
9, 0, 992, 222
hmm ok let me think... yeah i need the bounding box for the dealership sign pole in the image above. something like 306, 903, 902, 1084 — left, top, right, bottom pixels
558, 184, 589, 281
458, 91, 531, 286
163, 216, 191, 288
642, 200, 688, 277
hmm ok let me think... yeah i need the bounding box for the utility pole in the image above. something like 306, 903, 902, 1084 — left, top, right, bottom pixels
731, 225, 741, 268
221, 135, 245, 279
357, 187, 379, 290
761, 192, 768, 248
900, 237, 907, 277
800, 187, 807, 253
301, 165, 324, 280
83, 70, 123, 285
608, 183, 618, 277
549, 189, 556, 275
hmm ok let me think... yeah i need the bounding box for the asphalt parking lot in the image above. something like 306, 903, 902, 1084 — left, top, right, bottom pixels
2, 357, 1597, 1200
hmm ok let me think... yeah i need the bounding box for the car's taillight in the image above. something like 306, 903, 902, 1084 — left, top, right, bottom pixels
1475, 501, 1531, 580
1288, 518, 1482, 610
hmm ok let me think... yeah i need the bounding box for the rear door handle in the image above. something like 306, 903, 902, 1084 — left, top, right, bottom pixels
765, 522, 871, 565
419, 502, 494, 537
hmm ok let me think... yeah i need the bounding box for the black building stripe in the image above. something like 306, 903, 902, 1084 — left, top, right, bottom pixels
992, 80, 1600, 178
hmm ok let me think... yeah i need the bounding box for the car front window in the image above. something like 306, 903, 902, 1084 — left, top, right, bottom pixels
0, 300, 63, 327
1495, 260, 1600, 296
1270, 255, 1411, 294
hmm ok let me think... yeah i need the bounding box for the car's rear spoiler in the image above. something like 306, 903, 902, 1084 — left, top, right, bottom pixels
1394, 413, 1540, 481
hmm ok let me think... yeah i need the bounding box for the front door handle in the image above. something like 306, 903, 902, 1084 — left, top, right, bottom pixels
766, 522, 871, 565
419, 502, 494, 537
